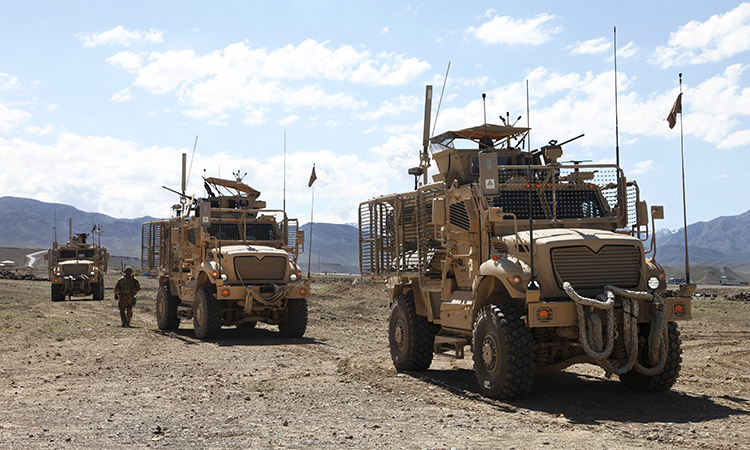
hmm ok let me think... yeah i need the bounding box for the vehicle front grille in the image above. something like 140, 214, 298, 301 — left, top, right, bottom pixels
234, 255, 287, 283
551, 245, 640, 292
61, 265, 88, 276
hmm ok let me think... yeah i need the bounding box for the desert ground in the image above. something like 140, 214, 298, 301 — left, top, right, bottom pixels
1, 276, 749, 449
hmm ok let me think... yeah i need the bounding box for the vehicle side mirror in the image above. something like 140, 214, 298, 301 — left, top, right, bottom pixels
296, 230, 305, 245
651, 205, 664, 220
432, 198, 446, 226
636, 201, 649, 227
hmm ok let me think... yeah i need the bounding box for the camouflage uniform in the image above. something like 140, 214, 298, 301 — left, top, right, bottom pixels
115, 268, 140, 327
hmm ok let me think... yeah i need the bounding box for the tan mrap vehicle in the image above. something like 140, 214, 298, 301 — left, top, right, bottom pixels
359, 89, 693, 400
141, 158, 310, 340
46, 221, 109, 302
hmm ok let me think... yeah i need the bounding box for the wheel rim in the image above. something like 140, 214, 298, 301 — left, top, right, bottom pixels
394, 317, 407, 351
481, 333, 500, 373
195, 298, 205, 328
157, 293, 165, 319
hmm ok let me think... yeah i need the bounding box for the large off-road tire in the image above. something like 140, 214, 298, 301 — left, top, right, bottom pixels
193, 286, 222, 339
278, 298, 308, 337
388, 292, 435, 372
51, 284, 64, 302
156, 284, 181, 330
92, 282, 103, 300
619, 321, 682, 392
472, 303, 535, 400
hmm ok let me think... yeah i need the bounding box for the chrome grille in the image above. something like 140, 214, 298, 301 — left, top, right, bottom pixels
551, 245, 640, 292
234, 255, 287, 282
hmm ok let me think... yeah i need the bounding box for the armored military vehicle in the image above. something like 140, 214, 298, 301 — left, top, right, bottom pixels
141, 155, 310, 340
46, 220, 109, 301
359, 86, 694, 399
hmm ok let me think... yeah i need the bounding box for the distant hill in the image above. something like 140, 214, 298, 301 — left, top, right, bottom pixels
0, 196, 155, 257
0, 196, 361, 273
298, 222, 359, 274
655, 209, 750, 269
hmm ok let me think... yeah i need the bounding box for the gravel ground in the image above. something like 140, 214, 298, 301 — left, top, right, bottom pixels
1, 277, 749, 449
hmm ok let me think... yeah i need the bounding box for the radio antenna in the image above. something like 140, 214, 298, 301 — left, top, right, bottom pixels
526, 79, 537, 289
432, 61, 451, 137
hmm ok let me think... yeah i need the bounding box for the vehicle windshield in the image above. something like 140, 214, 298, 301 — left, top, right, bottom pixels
208, 220, 278, 241
59, 249, 95, 259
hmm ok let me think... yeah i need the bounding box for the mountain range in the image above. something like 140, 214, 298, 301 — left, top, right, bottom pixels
1, 196, 748, 280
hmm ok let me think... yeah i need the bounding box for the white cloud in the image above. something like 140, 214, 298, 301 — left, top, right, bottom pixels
652, 3, 750, 68
108, 39, 426, 122
0, 71, 20, 91
47, 104, 59, 112
0, 130, 422, 224
0, 103, 31, 132
571, 37, 611, 55
278, 115, 299, 125
77, 26, 164, 48
106, 51, 143, 71
381, 26, 390, 35
467, 12, 562, 45
110, 86, 133, 102
618, 41, 639, 59
631, 160, 654, 175
24, 124, 55, 136
356, 95, 419, 120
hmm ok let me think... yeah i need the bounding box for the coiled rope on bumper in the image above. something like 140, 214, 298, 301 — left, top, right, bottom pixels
563, 282, 668, 376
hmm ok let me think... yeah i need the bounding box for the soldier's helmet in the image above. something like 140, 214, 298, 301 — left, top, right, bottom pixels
124, 266, 133, 274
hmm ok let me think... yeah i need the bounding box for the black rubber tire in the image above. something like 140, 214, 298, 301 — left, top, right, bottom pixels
619, 321, 682, 392
156, 283, 181, 330
388, 292, 435, 372
92, 282, 103, 300
193, 286, 222, 339
51, 284, 64, 302
236, 321, 257, 329
278, 298, 308, 337
472, 303, 535, 400
99, 279, 105, 300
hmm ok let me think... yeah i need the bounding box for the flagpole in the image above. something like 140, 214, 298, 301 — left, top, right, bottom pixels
678, 73, 690, 284
307, 164, 315, 279
283, 131, 286, 213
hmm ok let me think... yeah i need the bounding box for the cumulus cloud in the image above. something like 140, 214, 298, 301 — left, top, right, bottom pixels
631, 159, 654, 175
355, 95, 419, 120
0, 71, 20, 91
108, 40, 429, 122
0, 103, 32, 132
77, 26, 164, 48
110, 86, 132, 102
467, 12, 562, 45
0, 130, 419, 224
571, 37, 611, 55
278, 115, 299, 125
652, 3, 750, 68
430, 62, 749, 155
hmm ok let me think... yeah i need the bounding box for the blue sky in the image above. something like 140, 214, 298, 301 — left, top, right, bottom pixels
0, 1, 748, 230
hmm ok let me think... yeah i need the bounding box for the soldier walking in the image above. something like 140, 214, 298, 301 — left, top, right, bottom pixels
114, 267, 140, 327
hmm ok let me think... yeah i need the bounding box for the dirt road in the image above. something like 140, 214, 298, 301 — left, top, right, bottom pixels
1, 277, 749, 449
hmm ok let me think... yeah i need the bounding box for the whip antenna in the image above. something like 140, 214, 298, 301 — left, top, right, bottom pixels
432, 61, 451, 137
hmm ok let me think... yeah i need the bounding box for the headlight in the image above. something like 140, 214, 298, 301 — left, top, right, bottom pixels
290, 273, 298, 281
647, 276, 660, 290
